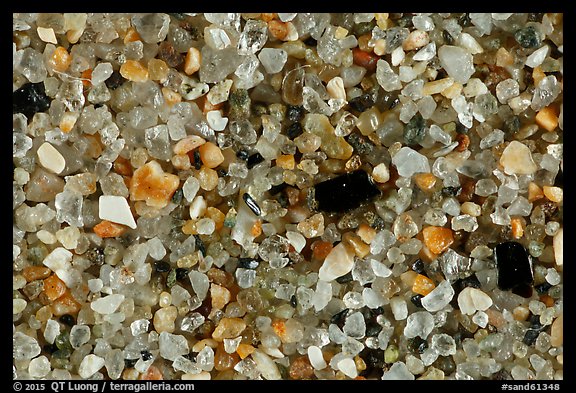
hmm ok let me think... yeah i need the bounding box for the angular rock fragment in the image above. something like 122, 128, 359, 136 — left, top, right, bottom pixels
494, 241, 534, 295
313, 170, 380, 212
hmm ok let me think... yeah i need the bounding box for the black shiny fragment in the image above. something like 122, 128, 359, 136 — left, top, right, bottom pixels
105, 70, 125, 90
286, 122, 303, 139
59, 314, 75, 327
409, 337, 428, 354
389, 96, 401, 109
362, 348, 385, 370
442, 186, 461, 197
238, 258, 259, 270
365, 321, 382, 337
236, 149, 250, 161
286, 105, 304, 122
455, 121, 470, 135
313, 170, 380, 213
140, 350, 153, 361
246, 152, 264, 169
534, 282, 552, 294
442, 29, 455, 45
523, 329, 541, 346
182, 352, 195, 361
348, 93, 375, 112
242, 193, 261, 216
124, 358, 138, 368
360, 306, 377, 321
154, 261, 171, 273
494, 241, 534, 292
410, 294, 424, 308
290, 294, 297, 308
458, 13, 472, 27
453, 274, 482, 294
528, 314, 543, 330
176, 268, 189, 280
330, 308, 349, 327
13, 82, 51, 119
411, 259, 425, 274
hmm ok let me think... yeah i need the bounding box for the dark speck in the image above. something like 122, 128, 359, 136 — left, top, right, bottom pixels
361, 347, 385, 370
154, 261, 171, 273
453, 274, 482, 295
140, 350, 153, 361
236, 149, 249, 161
13, 82, 51, 119
59, 314, 75, 327
246, 153, 264, 169
238, 258, 259, 269
348, 93, 375, 112
176, 268, 189, 280
409, 337, 428, 354
411, 259, 425, 274
442, 186, 461, 197
124, 358, 138, 368
366, 321, 382, 337
286, 105, 304, 122
523, 329, 541, 346
410, 294, 424, 308
105, 70, 125, 90
286, 122, 303, 139
243, 193, 261, 216
330, 308, 349, 328
534, 282, 552, 294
